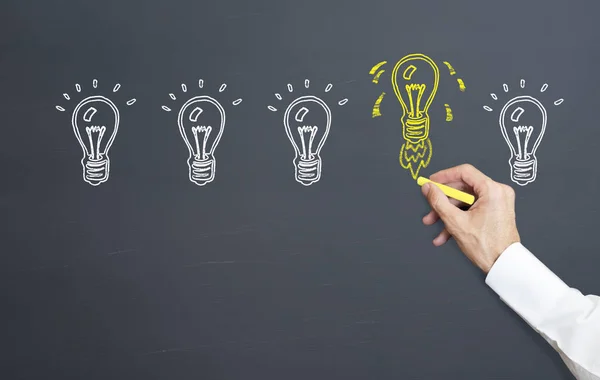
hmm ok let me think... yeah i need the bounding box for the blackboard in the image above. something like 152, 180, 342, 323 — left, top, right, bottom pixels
2, 1, 599, 379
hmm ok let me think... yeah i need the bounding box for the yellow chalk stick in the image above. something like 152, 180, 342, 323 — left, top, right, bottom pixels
417, 176, 475, 205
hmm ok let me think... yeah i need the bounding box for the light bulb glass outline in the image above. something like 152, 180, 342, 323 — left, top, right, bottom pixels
72, 96, 120, 161
177, 95, 226, 186
283, 95, 332, 168
391, 53, 440, 140
499, 95, 547, 161
178, 96, 226, 160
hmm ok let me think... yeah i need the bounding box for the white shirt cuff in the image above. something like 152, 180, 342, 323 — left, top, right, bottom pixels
485, 242, 571, 327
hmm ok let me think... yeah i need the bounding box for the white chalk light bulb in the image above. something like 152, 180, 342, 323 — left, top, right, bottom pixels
71, 96, 119, 186
283, 95, 331, 186
499, 95, 547, 186
177, 96, 225, 186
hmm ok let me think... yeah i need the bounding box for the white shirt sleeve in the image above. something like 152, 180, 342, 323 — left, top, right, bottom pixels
485, 243, 600, 380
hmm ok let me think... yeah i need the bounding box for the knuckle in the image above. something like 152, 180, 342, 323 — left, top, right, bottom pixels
503, 184, 515, 198
460, 163, 475, 172
482, 179, 495, 192
483, 182, 504, 200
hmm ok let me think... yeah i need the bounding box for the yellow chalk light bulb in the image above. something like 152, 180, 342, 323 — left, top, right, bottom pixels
391, 54, 439, 179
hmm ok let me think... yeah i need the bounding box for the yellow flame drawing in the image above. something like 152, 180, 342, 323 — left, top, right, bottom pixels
399, 139, 432, 180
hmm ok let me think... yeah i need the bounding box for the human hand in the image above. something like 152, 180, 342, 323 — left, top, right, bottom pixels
421, 164, 521, 273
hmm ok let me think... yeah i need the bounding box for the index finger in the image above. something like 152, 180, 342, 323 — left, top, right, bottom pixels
429, 164, 491, 195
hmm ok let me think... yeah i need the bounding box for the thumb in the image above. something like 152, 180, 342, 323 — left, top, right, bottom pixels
423, 183, 460, 222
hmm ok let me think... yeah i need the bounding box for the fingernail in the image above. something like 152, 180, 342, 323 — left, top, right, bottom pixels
422, 183, 430, 195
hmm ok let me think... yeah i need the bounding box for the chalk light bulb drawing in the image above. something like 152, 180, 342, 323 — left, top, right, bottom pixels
499, 96, 546, 185
268, 80, 348, 186
283, 96, 331, 185
55, 80, 136, 186
162, 80, 242, 186
178, 96, 225, 185
392, 54, 440, 179
484, 80, 563, 186
72, 97, 119, 185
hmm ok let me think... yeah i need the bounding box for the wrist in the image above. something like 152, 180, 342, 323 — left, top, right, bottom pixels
483, 236, 521, 273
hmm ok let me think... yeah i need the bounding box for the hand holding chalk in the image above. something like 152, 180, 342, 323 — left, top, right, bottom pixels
419, 164, 521, 273
417, 176, 475, 205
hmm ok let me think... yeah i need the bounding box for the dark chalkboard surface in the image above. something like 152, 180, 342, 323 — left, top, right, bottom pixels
2, 1, 599, 379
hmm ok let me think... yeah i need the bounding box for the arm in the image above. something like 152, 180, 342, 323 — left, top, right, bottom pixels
486, 243, 600, 379
420, 164, 600, 379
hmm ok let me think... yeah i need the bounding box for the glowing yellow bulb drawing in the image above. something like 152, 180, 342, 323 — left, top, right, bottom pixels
392, 54, 439, 179
370, 53, 466, 179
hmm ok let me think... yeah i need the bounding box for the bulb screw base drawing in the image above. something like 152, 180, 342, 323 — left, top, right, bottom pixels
403, 117, 429, 143
510, 157, 537, 186
188, 157, 216, 186
294, 158, 321, 186
82, 157, 109, 186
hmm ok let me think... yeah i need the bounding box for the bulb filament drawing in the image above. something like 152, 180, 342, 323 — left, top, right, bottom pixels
55, 80, 136, 186
484, 80, 564, 186
162, 80, 242, 186
268, 80, 348, 186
